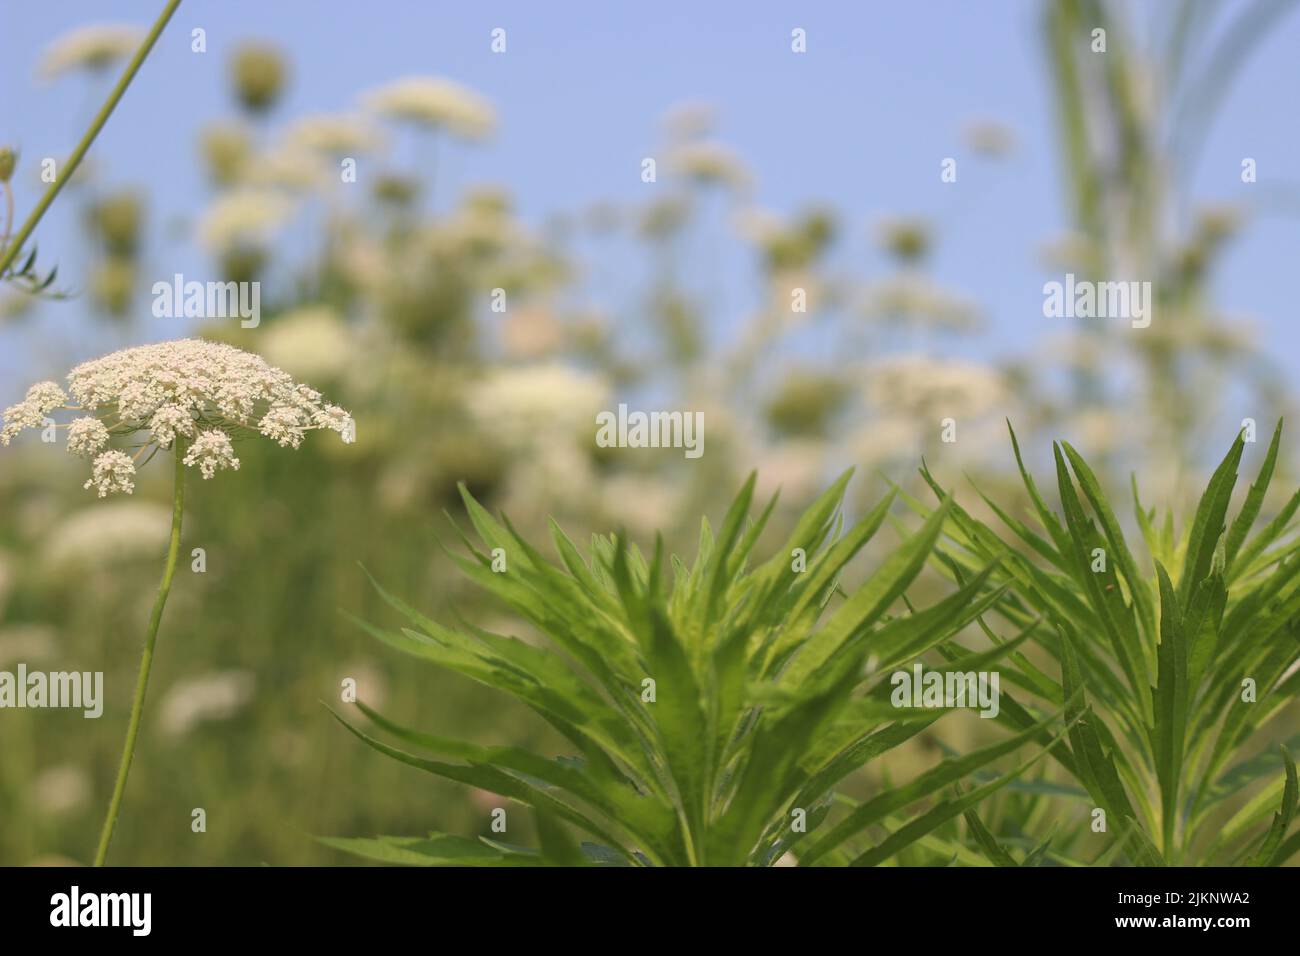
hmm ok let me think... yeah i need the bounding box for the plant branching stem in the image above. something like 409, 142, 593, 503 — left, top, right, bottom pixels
0, 0, 183, 276
93, 444, 185, 866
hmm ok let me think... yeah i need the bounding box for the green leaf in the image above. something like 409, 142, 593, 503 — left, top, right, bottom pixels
1178, 431, 1244, 607
848, 727, 1068, 867
318, 834, 536, 866
1060, 440, 1157, 644
780, 497, 953, 687
1253, 747, 1298, 866
1224, 419, 1283, 571
963, 804, 1021, 866
1152, 561, 1189, 853
800, 712, 1056, 866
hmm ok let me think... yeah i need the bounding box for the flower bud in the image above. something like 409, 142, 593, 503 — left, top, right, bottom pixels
86, 191, 143, 257
230, 43, 286, 114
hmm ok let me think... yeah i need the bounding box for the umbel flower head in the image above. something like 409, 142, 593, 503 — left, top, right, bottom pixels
1, 338, 355, 497
38, 24, 144, 80
362, 76, 496, 140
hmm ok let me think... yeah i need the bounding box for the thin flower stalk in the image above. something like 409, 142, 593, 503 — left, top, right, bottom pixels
1, 338, 353, 864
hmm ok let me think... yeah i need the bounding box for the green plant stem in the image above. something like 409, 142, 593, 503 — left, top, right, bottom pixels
1, 182, 13, 250
0, 0, 182, 276
93, 445, 185, 866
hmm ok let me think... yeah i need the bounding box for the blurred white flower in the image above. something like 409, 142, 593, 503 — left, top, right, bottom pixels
753, 439, 829, 504
599, 473, 685, 537
260, 306, 354, 381
41, 501, 170, 571
866, 354, 1007, 419
284, 112, 386, 156
197, 189, 293, 254
858, 275, 982, 333
362, 76, 495, 139
242, 144, 329, 192
31, 765, 91, 815
38, 24, 142, 80
466, 363, 609, 449
668, 141, 751, 192
160, 670, 256, 738
850, 416, 922, 467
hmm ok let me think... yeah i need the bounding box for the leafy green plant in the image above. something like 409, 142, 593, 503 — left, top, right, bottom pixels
329, 474, 1055, 866
910, 422, 1300, 865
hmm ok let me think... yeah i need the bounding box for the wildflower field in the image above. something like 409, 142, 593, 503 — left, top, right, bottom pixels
0, 0, 1297, 876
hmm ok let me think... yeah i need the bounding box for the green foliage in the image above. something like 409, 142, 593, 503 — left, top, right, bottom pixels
331, 474, 1044, 866
912, 421, 1300, 865
0, 244, 67, 299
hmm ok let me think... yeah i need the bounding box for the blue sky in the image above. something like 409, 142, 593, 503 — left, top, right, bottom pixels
2, 0, 1298, 391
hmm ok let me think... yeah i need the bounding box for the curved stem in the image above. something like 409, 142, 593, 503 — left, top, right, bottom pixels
0, 0, 183, 276
1, 182, 13, 250
93, 444, 185, 866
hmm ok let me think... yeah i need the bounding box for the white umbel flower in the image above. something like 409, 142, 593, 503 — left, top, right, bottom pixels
256, 406, 308, 449
668, 141, 752, 192
0, 381, 67, 444
197, 188, 293, 254
183, 430, 240, 479
148, 404, 196, 448
66, 417, 111, 458
283, 112, 386, 156
865, 354, 1007, 419
85, 451, 137, 498
160, 670, 255, 738
259, 306, 353, 380
362, 76, 495, 140
1, 338, 354, 495
42, 501, 171, 571
314, 404, 355, 443
39, 24, 143, 80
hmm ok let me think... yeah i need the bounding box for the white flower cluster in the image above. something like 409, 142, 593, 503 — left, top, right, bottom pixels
0, 382, 66, 441
362, 77, 496, 140
865, 354, 1007, 419
466, 363, 609, 448
667, 141, 752, 192
86, 451, 137, 498
284, 112, 386, 156
197, 188, 294, 254
41, 501, 172, 571
39, 24, 143, 80
183, 430, 240, 480
1, 339, 355, 497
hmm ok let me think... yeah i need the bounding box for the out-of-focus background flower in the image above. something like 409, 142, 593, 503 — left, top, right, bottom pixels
1, 0, 1298, 864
